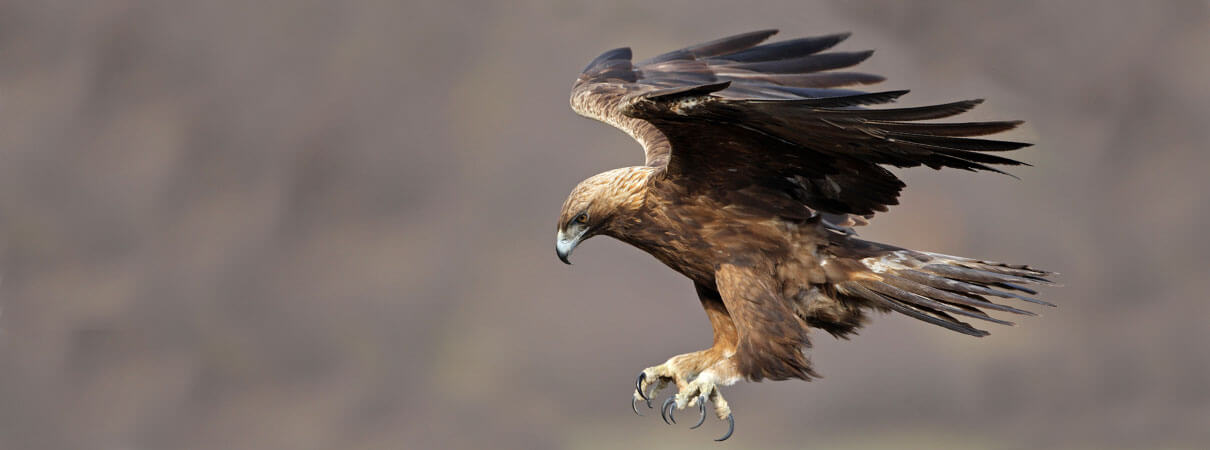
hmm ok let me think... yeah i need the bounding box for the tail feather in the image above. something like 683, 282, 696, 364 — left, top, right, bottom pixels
837, 248, 1055, 336
838, 281, 991, 337
889, 271, 1036, 315
864, 279, 1016, 326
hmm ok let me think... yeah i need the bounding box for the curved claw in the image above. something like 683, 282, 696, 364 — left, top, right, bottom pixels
689, 399, 706, 429
634, 372, 652, 408
714, 414, 735, 442
635, 372, 648, 401
632, 397, 643, 416
660, 396, 677, 425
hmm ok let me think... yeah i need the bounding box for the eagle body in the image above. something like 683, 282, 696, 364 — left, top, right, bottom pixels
554, 30, 1054, 440
623, 176, 836, 381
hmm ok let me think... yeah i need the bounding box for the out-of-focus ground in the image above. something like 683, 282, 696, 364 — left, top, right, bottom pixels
0, 1, 1207, 449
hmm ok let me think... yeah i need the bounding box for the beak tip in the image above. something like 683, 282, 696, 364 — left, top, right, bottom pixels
556, 232, 580, 265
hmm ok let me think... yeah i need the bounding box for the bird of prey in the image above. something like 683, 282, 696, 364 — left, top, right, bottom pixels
555, 29, 1053, 441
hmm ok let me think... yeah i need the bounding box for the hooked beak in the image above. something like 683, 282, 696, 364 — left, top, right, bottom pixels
556, 229, 582, 265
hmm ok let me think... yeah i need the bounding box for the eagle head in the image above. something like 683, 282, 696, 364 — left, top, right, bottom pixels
556, 167, 654, 264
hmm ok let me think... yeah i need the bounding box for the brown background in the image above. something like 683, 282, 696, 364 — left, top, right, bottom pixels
1, 1, 1207, 449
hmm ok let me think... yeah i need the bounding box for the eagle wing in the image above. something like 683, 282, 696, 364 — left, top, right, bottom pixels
571, 30, 1028, 218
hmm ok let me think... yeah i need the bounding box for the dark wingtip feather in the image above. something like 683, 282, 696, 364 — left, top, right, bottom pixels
685, 29, 780, 57
789, 89, 909, 107
890, 135, 1032, 152
583, 47, 631, 72
822, 99, 985, 121
713, 32, 855, 63
872, 121, 1025, 137
712, 71, 886, 89
723, 49, 875, 74
640, 30, 781, 65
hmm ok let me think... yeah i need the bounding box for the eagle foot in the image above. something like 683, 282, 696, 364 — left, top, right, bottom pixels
631, 370, 674, 416
632, 362, 738, 441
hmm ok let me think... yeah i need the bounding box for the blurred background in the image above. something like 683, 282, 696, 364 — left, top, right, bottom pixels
1, 1, 1207, 449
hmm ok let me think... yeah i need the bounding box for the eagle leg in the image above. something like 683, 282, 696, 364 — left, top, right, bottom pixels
630, 282, 742, 440
635, 353, 739, 440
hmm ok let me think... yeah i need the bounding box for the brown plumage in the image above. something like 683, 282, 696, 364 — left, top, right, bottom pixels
554, 30, 1054, 441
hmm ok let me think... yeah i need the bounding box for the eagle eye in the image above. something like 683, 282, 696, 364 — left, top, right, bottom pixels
575, 212, 589, 224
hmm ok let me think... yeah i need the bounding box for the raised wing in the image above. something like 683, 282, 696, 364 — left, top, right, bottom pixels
571, 30, 885, 169
570, 29, 1030, 218
623, 83, 1028, 217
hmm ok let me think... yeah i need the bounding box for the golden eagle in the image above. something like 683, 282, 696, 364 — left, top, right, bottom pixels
555, 30, 1053, 441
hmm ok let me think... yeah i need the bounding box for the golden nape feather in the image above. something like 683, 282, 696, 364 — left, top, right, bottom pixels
555, 29, 1054, 441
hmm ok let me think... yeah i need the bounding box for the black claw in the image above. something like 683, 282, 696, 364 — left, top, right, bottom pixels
715, 414, 734, 442
634, 372, 652, 408
635, 372, 648, 402
689, 400, 707, 429
632, 397, 643, 416
661, 397, 677, 425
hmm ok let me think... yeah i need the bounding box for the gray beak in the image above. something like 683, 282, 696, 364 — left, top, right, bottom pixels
556, 230, 580, 265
